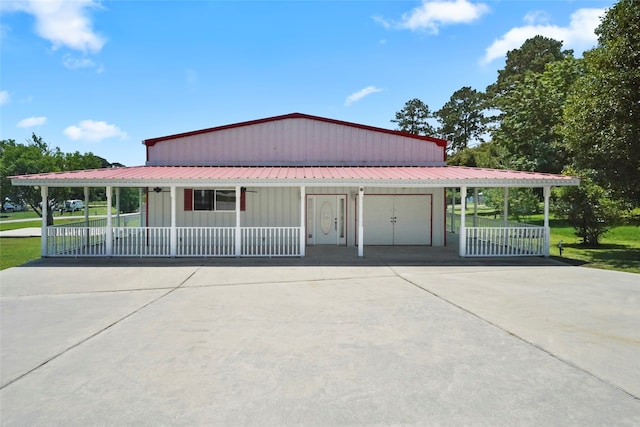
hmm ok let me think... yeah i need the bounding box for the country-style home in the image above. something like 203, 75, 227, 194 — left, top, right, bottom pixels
10, 113, 579, 258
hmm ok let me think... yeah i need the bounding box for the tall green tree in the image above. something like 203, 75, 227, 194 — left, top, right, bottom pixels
562, 0, 640, 205
1, 134, 107, 220
0, 135, 62, 221
553, 169, 625, 246
435, 86, 486, 154
493, 56, 581, 173
487, 35, 571, 102
446, 141, 504, 168
391, 98, 436, 136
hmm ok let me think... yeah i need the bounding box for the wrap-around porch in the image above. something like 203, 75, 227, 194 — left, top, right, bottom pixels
41, 184, 554, 259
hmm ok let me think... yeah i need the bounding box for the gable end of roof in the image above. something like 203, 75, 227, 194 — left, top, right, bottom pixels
143, 113, 448, 147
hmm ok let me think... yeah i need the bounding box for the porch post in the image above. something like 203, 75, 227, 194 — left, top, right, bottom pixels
543, 186, 551, 257
299, 186, 306, 257
106, 186, 113, 256
473, 187, 478, 227
503, 187, 509, 226
170, 186, 177, 257
84, 187, 90, 223
358, 186, 364, 257
450, 188, 455, 232
84, 186, 90, 249
235, 186, 242, 257
139, 188, 144, 226
459, 186, 467, 257
115, 187, 121, 227
41, 186, 48, 256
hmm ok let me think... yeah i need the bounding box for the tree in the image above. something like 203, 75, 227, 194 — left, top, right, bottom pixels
1, 134, 106, 222
117, 188, 140, 213
487, 36, 571, 102
446, 141, 504, 168
0, 135, 63, 222
435, 86, 486, 154
562, 0, 640, 205
493, 56, 581, 173
482, 187, 541, 222
391, 98, 436, 135
553, 170, 625, 246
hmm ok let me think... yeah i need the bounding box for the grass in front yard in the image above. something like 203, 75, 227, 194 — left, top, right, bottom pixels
547, 221, 640, 273
0, 218, 83, 232
0, 238, 41, 270
512, 214, 639, 274
0, 204, 120, 222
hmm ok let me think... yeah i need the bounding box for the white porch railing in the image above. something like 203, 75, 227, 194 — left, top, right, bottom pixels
47, 213, 142, 257
448, 213, 536, 233
45, 226, 301, 257
113, 227, 171, 257
177, 227, 235, 257
241, 227, 301, 257
464, 226, 547, 257
47, 226, 108, 256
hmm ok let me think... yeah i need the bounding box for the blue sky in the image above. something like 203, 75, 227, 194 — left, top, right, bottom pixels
1, 0, 614, 166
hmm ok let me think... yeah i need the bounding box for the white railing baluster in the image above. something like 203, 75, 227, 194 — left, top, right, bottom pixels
45, 226, 302, 258
463, 226, 545, 257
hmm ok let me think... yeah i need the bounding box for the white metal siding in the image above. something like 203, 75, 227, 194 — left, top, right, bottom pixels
147, 118, 444, 166
147, 185, 445, 247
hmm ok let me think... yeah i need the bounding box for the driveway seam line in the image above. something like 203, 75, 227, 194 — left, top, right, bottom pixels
0, 267, 201, 391
386, 265, 640, 402
184, 274, 399, 289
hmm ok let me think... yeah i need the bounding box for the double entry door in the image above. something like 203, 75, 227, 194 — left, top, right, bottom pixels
307, 195, 346, 245
363, 195, 431, 245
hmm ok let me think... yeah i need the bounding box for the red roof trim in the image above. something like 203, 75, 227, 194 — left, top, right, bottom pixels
142, 112, 448, 147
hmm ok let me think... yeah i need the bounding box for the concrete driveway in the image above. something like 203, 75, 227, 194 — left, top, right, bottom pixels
1, 252, 638, 426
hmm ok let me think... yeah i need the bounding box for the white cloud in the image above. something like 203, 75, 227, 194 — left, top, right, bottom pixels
17, 116, 47, 128
482, 8, 606, 65
64, 120, 128, 142
0, 90, 9, 105
345, 86, 384, 106
63, 55, 96, 70
377, 0, 489, 33
523, 10, 550, 26
4, 0, 105, 53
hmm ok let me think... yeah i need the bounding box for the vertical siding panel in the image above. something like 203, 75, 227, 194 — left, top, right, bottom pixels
147, 117, 444, 165
359, 129, 367, 163
247, 125, 257, 163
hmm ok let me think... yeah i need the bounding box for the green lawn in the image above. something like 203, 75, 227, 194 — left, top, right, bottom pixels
546, 219, 640, 273
0, 237, 41, 270
0, 218, 90, 232
0, 204, 119, 222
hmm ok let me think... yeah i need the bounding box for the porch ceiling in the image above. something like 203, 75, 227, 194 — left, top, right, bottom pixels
10, 165, 580, 188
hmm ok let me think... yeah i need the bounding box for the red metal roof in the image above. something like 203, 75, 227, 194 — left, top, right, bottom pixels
10, 166, 579, 187
143, 113, 449, 147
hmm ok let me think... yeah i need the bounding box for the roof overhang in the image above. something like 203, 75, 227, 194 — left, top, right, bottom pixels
10, 166, 580, 188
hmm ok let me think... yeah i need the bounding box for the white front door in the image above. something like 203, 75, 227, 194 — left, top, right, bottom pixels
307, 195, 346, 245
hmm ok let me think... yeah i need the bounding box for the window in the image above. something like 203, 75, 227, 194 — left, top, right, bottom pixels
194, 190, 214, 211
189, 189, 238, 211
215, 190, 235, 211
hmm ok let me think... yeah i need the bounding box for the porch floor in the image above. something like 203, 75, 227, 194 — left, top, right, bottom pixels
29, 234, 560, 267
